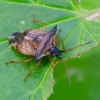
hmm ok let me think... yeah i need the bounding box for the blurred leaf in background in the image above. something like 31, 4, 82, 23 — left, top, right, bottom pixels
0, 0, 100, 100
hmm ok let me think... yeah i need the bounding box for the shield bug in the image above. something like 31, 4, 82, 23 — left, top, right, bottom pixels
6, 16, 92, 82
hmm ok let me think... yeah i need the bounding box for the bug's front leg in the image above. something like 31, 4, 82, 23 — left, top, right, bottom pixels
48, 56, 56, 67
5, 57, 34, 65
55, 31, 66, 50
48, 56, 62, 67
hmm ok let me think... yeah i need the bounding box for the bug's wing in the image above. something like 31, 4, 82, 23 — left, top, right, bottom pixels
24, 29, 48, 55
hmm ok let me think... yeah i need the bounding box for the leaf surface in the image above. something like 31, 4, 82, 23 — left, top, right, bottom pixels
0, 0, 100, 100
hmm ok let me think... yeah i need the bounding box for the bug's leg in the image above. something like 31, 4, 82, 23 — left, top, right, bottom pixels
60, 58, 71, 85
24, 59, 41, 81
56, 31, 93, 53
5, 57, 33, 65
48, 56, 62, 67
55, 59, 62, 66
61, 41, 93, 53
31, 14, 46, 31
52, 58, 71, 85
48, 57, 71, 84
58, 38, 66, 50
48, 56, 56, 67
55, 30, 66, 50
55, 30, 61, 40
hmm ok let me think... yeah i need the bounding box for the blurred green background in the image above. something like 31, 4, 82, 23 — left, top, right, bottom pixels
49, 0, 100, 100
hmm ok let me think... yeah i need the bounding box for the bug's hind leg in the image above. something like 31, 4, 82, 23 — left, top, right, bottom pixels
5, 57, 33, 65
31, 14, 46, 31
24, 59, 41, 81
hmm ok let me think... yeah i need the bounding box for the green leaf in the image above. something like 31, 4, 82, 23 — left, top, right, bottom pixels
0, 0, 100, 100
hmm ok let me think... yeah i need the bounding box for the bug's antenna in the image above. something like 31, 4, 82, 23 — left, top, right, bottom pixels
61, 41, 93, 52
60, 58, 71, 85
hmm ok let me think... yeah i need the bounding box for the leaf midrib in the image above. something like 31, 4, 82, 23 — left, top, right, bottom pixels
19, 65, 52, 100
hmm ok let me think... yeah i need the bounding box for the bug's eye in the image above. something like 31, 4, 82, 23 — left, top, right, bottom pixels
33, 38, 39, 42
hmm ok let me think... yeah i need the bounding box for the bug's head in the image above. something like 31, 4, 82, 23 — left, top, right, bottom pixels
51, 45, 62, 58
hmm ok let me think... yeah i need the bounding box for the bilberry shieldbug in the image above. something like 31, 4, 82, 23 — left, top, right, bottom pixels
6, 15, 92, 83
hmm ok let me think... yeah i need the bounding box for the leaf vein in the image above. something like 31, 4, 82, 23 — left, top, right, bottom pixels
30, 66, 52, 100
64, 22, 81, 44
83, 24, 98, 43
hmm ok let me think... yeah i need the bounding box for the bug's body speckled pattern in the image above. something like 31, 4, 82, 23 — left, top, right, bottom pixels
9, 25, 61, 62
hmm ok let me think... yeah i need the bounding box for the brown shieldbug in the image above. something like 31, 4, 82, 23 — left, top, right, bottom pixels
6, 16, 92, 82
